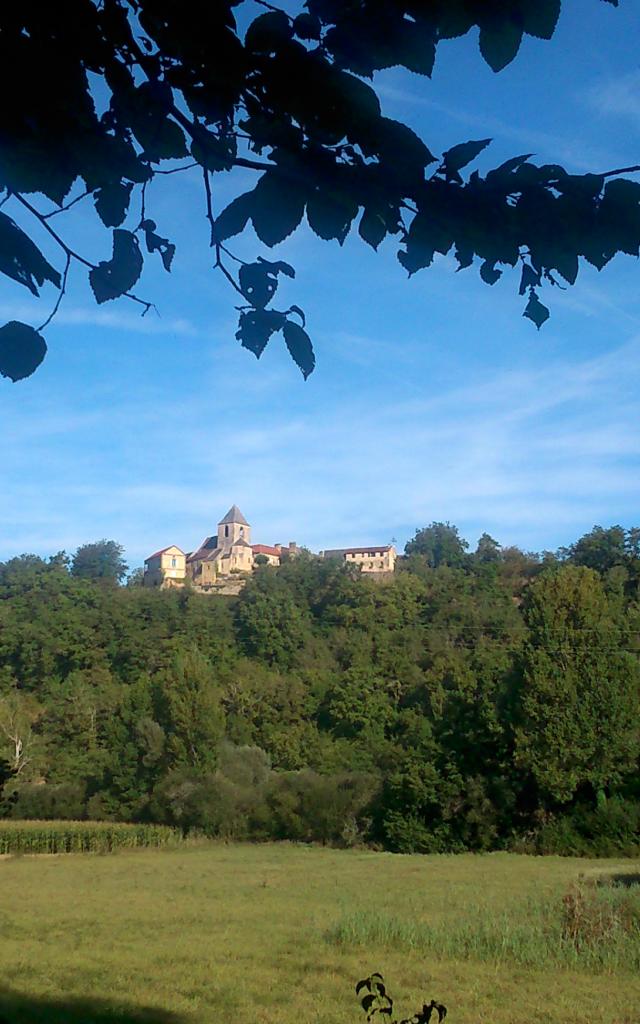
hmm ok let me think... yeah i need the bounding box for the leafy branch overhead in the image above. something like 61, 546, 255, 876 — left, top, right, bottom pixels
0, 0, 632, 382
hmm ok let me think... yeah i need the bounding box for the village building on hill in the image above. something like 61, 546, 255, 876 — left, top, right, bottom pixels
143, 506, 297, 591
143, 545, 187, 588
143, 505, 395, 590
320, 546, 396, 574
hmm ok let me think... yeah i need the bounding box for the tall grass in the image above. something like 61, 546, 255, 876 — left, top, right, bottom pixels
326, 877, 640, 973
0, 819, 182, 854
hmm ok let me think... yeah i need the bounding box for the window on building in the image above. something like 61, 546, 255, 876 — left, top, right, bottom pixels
171, 557, 177, 567
225, 525, 229, 537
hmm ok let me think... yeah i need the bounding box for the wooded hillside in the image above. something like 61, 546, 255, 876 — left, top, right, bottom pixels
1, 524, 639, 854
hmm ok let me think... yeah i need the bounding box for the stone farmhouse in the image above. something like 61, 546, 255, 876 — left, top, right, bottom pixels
320, 546, 396, 573
144, 505, 396, 591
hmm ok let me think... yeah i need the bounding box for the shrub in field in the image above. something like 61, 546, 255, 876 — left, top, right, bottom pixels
149, 752, 378, 845
0, 819, 181, 854
561, 879, 640, 960
533, 798, 640, 856
265, 770, 378, 845
10, 782, 86, 821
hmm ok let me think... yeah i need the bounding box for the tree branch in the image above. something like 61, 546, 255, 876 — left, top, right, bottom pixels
37, 252, 71, 332
599, 163, 640, 179
202, 167, 216, 248
252, 0, 292, 17
9, 191, 155, 316
42, 188, 93, 219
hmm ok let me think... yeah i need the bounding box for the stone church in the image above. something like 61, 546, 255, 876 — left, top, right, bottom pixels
143, 506, 295, 591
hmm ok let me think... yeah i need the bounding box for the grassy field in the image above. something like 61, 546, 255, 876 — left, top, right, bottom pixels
0, 844, 639, 1024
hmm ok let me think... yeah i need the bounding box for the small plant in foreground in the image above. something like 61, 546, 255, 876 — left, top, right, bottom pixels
356, 973, 446, 1024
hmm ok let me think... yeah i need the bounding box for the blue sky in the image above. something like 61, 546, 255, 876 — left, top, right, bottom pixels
2, 0, 640, 569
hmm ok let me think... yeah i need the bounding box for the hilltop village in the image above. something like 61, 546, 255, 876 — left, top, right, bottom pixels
143, 505, 396, 592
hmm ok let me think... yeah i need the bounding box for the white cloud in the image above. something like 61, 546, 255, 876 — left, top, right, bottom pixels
2, 322, 639, 564
0, 302, 199, 336
375, 82, 617, 172
585, 71, 640, 124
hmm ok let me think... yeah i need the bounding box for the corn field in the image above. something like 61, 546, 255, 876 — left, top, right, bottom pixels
0, 820, 182, 854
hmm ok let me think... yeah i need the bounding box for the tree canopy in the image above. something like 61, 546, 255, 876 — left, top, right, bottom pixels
0, 0, 635, 383
1, 519, 639, 854
70, 540, 129, 583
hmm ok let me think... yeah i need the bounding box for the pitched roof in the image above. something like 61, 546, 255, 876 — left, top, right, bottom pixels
187, 538, 222, 562
252, 544, 281, 557
145, 545, 185, 561
219, 504, 249, 526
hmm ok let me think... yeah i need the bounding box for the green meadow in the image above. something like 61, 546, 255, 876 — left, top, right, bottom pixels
1, 844, 639, 1024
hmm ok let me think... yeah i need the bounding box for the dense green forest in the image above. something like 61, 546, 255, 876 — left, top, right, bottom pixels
1, 523, 639, 855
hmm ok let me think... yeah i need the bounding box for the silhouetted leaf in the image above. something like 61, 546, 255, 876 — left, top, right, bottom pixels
480, 260, 502, 285
293, 12, 322, 40
355, 980, 370, 996
373, 118, 436, 171
287, 304, 306, 325
519, 263, 541, 295
399, 205, 454, 274
190, 131, 237, 172
455, 245, 474, 270
94, 182, 133, 227
246, 11, 292, 52
122, 83, 188, 161
554, 251, 579, 285
399, 28, 436, 76
236, 309, 285, 358
0, 213, 61, 296
141, 220, 175, 272
258, 257, 295, 278
479, 21, 523, 71
438, 7, 475, 38
555, 173, 604, 199
214, 193, 254, 243
89, 229, 143, 303
485, 154, 533, 186
603, 178, 640, 204
251, 173, 307, 246
307, 187, 358, 243
359, 207, 387, 250
161, 244, 176, 272
283, 319, 315, 379
523, 290, 550, 329
522, 1, 562, 39
238, 262, 278, 308
0, 320, 47, 381
443, 139, 492, 174
361, 996, 377, 1013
